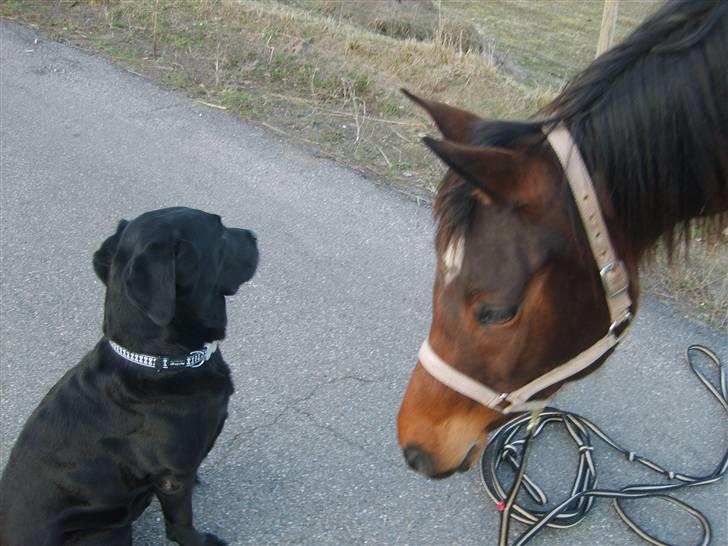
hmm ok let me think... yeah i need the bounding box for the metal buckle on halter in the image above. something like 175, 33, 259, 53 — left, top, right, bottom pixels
492, 392, 510, 411
609, 311, 633, 341
600, 260, 628, 298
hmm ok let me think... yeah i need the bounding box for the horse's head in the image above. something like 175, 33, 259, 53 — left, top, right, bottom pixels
397, 92, 637, 479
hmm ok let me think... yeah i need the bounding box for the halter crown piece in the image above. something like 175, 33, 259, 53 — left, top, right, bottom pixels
108, 339, 219, 372
418, 124, 633, 414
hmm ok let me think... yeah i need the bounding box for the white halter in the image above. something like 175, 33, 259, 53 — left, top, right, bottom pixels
418, 124, 633, 414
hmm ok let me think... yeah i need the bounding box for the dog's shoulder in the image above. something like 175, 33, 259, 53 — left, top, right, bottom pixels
8, 342, 132, 453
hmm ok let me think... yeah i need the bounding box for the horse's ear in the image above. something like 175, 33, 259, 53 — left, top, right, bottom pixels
423, 137, 523, 204
402, 89, 482, 144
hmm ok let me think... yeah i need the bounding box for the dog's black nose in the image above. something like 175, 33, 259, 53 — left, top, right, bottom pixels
246, 230, 257, 243
403, 444, 434, 475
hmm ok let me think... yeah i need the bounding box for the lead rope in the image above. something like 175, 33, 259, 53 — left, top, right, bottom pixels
482, 345, 728, 546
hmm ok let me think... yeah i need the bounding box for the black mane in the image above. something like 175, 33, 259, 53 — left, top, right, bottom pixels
434, 0, 727, 259
540, 0, 728, 256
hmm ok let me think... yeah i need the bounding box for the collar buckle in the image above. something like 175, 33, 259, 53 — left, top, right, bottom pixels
188, 350, 206, 368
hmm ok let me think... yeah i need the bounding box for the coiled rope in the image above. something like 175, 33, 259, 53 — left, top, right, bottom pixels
480, 345, 727, 546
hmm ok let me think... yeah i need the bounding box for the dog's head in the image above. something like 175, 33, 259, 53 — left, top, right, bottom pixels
93, 207, 258, 350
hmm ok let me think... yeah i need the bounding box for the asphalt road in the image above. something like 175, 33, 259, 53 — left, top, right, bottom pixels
1, 22, 726, 546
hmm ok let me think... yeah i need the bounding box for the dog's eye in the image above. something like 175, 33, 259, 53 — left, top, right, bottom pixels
475, 305, 518, 326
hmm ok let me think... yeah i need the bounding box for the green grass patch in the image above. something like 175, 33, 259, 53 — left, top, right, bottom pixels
1, 1, 22, 13
97, 42, 140, 61
163, 72, 193, 89
383, 101, 401, 117
218, 89, 256, 114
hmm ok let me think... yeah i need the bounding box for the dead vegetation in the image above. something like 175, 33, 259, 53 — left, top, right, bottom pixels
1, 0, 725, 330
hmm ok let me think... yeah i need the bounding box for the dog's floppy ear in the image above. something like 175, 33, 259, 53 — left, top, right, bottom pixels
174, 239, 200, 293
93, 219, 129, 285
125, 241, 176, 326
124, 240, 200, 326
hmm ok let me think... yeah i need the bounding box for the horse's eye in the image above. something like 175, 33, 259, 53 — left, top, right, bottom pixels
476, 305, 518, 326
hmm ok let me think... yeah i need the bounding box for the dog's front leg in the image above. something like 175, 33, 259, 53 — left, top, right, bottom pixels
71, 525, 133, 546
155, 477, 226, 546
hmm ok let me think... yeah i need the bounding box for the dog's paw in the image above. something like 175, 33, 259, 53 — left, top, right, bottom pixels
165, 526, 226, 546
202, 533, 227, 546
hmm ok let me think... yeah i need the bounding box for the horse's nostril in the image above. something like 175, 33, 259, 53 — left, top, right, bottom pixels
403, 445, 418, 468
403, 445, 433, 475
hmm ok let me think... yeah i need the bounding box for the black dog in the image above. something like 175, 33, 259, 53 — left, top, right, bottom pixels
0, 207, 258, 546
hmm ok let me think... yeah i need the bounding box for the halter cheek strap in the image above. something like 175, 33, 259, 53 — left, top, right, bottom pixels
418, 124, 632, 414
547, 124, 632, 325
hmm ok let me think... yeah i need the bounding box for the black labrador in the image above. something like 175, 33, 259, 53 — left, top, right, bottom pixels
0, 207, 258, 546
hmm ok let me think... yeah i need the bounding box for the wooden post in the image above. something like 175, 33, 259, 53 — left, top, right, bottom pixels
596, 0, 620, 57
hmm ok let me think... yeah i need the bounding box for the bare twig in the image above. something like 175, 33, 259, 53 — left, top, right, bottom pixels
214, 41, 223, 86
152, 0, 160, 59
389, 127, 409, 142
197, 100, 227, 110
260, 122, 288, 136
376, 145, 392, 168
309, 67, 318, 98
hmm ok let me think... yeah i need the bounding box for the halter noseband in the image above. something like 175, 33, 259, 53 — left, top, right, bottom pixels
418, 124, 633, 414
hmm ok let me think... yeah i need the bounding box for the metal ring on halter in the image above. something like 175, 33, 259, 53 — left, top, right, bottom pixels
609, 312, 633, 340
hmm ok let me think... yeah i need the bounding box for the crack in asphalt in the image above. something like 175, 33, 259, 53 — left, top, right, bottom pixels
272, 373, 405, 470
216, 374, 389, 461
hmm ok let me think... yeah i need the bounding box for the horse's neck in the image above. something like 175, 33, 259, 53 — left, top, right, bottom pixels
576, 118, 727, 262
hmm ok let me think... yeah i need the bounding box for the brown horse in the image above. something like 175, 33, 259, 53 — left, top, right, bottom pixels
397, 0, 728, 479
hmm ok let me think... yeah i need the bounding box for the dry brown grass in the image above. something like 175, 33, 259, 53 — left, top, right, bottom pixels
2, 0, 725, 330
443, 0, 659, 87
0, 0, 546, 196
642, 239, 728, 330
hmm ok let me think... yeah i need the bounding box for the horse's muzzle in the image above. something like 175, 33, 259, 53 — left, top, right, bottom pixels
402, 444, 474, 479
